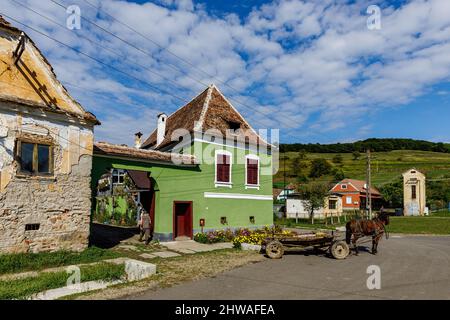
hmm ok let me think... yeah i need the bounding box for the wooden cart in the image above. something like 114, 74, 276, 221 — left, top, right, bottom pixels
262, 232, 350, 259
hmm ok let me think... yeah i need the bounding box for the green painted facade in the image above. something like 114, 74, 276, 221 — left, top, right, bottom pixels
91, 140, 273, 241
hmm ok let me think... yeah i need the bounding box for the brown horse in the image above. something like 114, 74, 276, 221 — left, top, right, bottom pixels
345, 213, 389, 255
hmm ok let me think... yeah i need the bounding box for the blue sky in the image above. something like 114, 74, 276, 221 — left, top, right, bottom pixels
2, 0, 450, 145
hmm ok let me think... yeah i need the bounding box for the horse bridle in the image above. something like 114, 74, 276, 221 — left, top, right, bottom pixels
374, 216, 389, 240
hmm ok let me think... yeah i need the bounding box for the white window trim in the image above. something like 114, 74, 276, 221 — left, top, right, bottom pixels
112, 169, 126, 185
345, 196, 352, 205
341, 184, 347, 189
245, 154, 260, 190
215, 150, 233, 188
204, 192, 272, 201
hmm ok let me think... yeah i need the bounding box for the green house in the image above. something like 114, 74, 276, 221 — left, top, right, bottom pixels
92, 85, 275, 241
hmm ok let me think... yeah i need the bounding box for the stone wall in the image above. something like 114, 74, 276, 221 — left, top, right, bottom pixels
0, 155, 92, 253
0, 105, 94, 253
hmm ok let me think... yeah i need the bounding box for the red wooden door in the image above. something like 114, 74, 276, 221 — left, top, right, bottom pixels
173, 202, 192, 239
176, 212, 186, 237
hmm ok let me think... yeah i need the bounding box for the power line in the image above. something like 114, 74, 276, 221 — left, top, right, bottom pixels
0, 12, 189, 105
79, 0, 246, 95
54, 0, 303, 132
50, 0, 207, 89
3, 6, 335, 144
4, 3, 284, 135
9, 0, 198, 97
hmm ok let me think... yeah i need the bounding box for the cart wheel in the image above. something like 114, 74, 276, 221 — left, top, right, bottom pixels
330, 240, 349, 260
266, 240, 284, 259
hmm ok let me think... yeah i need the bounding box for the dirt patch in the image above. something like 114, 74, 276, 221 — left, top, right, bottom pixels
72, 249, 263, 300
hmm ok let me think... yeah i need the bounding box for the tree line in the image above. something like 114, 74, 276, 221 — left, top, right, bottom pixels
280, 138, 450, 153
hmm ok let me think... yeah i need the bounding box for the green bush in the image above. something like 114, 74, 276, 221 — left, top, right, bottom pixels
193, 233, 208, 243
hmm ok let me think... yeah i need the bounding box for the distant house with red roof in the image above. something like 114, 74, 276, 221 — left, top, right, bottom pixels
330, 179, 383, 211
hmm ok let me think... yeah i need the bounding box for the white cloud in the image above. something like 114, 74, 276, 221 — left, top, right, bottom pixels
2, 0, 450, 145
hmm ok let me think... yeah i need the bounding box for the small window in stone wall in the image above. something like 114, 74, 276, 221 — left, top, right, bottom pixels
17, 140, 53, 175
25, 223, 40, 231
220, 216, 228, 225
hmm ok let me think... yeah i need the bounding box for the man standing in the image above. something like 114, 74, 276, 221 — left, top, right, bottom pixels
138, 210, 151, 245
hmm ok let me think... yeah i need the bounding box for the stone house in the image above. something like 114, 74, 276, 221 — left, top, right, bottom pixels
0, 16, 99, 253
403, 168, 426, 216
92, 84, 274, 241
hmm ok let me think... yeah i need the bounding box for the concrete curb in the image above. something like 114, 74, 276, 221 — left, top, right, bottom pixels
30, 280, 125, 300
241, 243, 262, 251
389, 233, 450, 237
28, 259, 157, 300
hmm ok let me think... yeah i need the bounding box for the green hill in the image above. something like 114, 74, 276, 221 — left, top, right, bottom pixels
275, 150, 450, 188
280, 138, 450, 154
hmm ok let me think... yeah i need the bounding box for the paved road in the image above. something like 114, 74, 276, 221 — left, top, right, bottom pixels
129, 235, 450, 300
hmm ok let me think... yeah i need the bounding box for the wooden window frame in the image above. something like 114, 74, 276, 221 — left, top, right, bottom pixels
245, 154, 260, 190
215, 150, 232, 188
329, 200, 337, 210
112, 169, 126, 185
16, 139, 54, 177
411, 185, 417, 200
345, 196, 352, 205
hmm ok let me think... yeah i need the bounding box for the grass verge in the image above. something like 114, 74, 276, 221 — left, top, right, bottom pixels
430, 210, 450, 217
0, 247, 122, 275
0, 262, 125, 300
388, 216, 450, 235
277, 215, 450, 235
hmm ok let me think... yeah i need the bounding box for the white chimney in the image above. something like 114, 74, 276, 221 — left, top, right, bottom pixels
134, 132, 143, 149
156, 113, 167, 146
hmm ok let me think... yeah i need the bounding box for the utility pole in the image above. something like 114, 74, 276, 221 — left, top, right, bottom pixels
365, 149, 372, 219
283, 155, 287, 203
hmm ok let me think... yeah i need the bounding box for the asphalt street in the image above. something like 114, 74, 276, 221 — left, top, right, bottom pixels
129, 235, 450, 300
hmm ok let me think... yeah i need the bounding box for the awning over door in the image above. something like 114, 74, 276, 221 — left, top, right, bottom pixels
127, 170, 151, 190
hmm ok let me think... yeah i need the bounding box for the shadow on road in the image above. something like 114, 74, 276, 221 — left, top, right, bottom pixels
89, 222, 139, 249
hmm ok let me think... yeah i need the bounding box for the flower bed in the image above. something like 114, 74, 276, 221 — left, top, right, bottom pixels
193, 225, 297, 249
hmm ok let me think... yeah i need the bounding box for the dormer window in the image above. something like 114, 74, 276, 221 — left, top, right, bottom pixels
341, 184, 347, 189
228, 121, 240, 131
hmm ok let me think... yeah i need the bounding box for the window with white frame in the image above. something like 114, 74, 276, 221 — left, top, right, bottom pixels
215, 150, 232, 186
245, 154, 259, 187
346, 196, 352, 205
341, 184, 347, 189
112, 169, 125, 185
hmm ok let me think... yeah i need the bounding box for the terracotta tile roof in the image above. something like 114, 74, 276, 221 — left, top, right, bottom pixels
141, 84, 270, 150
0, 15, 99, 125
93, 141, 198, 166
273, 188, 283, 198
339, 179, 381, 195
286, 183, 297, 190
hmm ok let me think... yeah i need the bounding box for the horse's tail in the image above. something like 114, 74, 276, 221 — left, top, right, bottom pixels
345, 221, 352, 244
